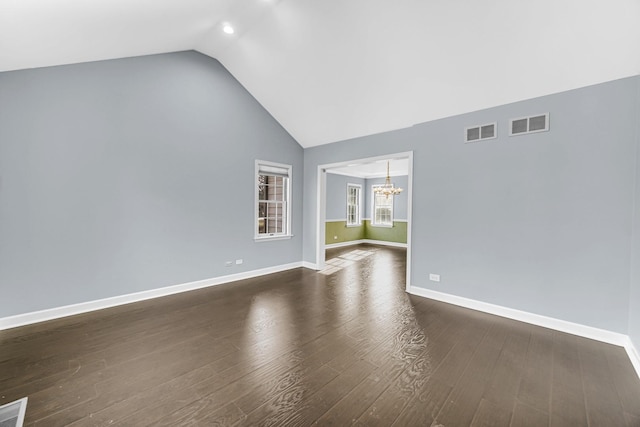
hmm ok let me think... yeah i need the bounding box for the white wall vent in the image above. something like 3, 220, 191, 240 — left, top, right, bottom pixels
0, 397, 28, 427
509, 113, 549, 136
465, 122, 497, 143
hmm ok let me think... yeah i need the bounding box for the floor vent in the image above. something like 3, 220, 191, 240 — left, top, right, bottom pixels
0, 397, 28, 427
509, 113, 549, 136
465, 122, 497, 143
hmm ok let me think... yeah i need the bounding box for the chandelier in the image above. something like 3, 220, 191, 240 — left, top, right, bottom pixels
374, 161, 403, 198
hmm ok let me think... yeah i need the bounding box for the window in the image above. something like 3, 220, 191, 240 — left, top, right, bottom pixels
372, 185, 393, 227
346, 184, 362, 226
255, 160, 292, 240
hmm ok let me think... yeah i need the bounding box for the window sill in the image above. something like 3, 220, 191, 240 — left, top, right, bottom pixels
346, 224, 362, 228
370, 224, 393, 228
254, 234, 293, 242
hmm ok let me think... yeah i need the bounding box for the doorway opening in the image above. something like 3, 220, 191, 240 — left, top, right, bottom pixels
315, 151, 413, 292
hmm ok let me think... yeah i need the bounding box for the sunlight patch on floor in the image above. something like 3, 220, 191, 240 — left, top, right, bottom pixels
319, 249, 374, 275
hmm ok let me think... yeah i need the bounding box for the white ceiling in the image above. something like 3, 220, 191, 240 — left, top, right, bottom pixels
2, 0, 639, 148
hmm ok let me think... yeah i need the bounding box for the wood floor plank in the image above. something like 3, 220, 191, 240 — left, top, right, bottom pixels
578, 336, 628, 426
516, 327, 554, 415
312, 356, 409, 426
197, 401, 247, 426
245, 358, 376, 426
625, 411, 640, 426
0, 358, 108, 413
1, 245, 638, 426
482, 328, 530, 408
350, 342, 430, 425
604, 343, 640, 419
511, 401, 549, 427
549, 331, 587, 427
35, 336, 238, 426
232, 354, 342, 415
237, 363, 340, 426
386, 316, 471, 426
354, 333, 437, 425
430, 321, 509, 426
471, 398, 513, 427
65, 362, 216, 426
389, 377, 452, 426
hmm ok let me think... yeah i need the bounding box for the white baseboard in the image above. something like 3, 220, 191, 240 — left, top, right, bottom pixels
362, 239, 407, 248
624, 338, 640, 379
408, 286, 629, 346
408, 286, 637, 372
0, 262, 303, 331
324, 239, 408, 250
302, 261, 319, 270
325, 240, 365, 249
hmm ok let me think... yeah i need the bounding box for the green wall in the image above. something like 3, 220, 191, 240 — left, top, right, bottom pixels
325, 221, 366, 245
325, 220, 407, 245
363, 220, 407, 244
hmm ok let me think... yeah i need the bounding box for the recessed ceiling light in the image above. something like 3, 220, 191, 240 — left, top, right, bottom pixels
222, 24, 235, 35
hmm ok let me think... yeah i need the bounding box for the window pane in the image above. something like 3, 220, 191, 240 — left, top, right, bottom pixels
259, 174, 288, 202
256, 162, 291, 237
258, 175, 267, 200
347, 185, 360, 225
267, 202, 277, 219
373, 186, 393, 226
267, 218, 283, 233
274, 184, 284, 201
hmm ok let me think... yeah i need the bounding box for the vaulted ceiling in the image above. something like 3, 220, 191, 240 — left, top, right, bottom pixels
1, 0, 639, 147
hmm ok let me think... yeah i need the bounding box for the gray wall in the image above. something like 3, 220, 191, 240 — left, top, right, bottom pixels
0, 51, 303, 318
630, 78, 640, 350
304, 76, 639, 334
325, 173, 365, 220
365, 175, 408, 220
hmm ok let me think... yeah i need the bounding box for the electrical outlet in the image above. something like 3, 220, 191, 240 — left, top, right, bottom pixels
225, 261, 233, 267
429, 274, 440, 282
334, 235, 338, 240
235, 259, 243, 265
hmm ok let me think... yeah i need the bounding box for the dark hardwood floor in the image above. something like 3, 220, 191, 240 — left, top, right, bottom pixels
1, 244, 639, 426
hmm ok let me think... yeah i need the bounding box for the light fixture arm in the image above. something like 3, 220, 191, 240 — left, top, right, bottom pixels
374, 161, 403, 199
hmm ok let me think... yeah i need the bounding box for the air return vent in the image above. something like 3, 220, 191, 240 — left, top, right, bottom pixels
465, 122, 497, 143
509, 113, 549, 136
0, 397, 28, 427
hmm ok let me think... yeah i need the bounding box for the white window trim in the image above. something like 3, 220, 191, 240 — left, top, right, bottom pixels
371, 184, 394, 228
255, 160, 293, 242
346, 183, 362, 227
